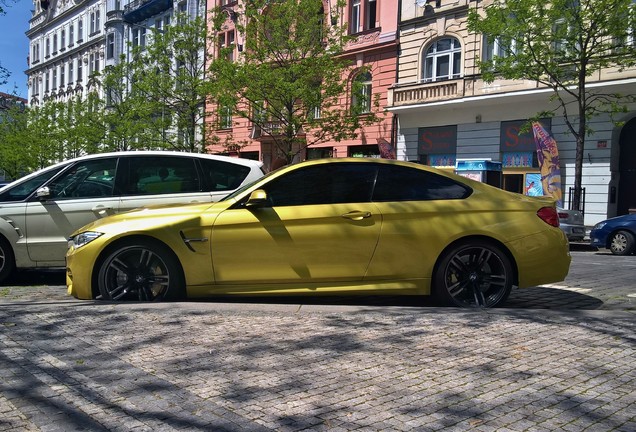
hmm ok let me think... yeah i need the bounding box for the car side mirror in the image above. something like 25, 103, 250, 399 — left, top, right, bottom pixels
245, 189, 269, 208
35, 186, 51, 200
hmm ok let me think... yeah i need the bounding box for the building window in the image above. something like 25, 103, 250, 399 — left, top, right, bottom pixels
483, 36, 517, 62
45, 71, 50, 92
45, 38, 50, 57
77, 59, 83, 82
60, 64, 65, 87
68, 60, 74, 84
218, 30, 235, 61
90, 11, 101, 35
107, 33, 115, 59
351, 71, 372, 114
53, 34, 58, 54
52, 68, 57, 90
89, 53, 99, 74
422, 37, 462, 82
349, 0, 377, 35
78, 19, 83, 43
219, 106, 232, 129
69, 22, 74, 46
132, 28, 146, 49
60, 30, 65, 51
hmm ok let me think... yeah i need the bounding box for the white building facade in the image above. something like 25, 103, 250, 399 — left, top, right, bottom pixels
26, 0, 204, 105
26, 0, 106, 105
389, 0, 636, 227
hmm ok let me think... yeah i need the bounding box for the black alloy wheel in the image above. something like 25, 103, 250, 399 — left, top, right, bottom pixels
433, 242, 513, 308
97, 239, 184, 301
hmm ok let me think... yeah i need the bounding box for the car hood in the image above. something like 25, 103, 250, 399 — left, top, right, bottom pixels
603, 213, 636, 225
71, 201, 229, 236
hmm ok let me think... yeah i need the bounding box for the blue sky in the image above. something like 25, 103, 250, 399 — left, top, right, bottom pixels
0, 0, 32, 98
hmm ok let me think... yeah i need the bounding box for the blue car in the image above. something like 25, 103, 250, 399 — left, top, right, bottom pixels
590, 214, 636, 255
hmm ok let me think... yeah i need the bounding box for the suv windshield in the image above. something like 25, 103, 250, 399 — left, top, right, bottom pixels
0, 167, 65, 202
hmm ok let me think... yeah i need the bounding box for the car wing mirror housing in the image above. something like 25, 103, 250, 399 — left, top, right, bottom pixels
36, 186, 51, 200
245, 189, 269, 208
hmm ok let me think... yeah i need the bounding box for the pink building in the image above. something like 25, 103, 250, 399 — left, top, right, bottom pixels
205, 0, 398, 171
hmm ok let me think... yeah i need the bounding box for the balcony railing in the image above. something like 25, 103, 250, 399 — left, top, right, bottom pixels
123, 0, 172, 24
389, 79, 464, 107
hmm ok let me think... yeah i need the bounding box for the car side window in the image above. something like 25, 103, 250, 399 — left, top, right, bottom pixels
124, 157, 201, 196
0, 168, 65, 202
46, 158, 118, 199
263, 164, 377, 207
373, 165, 472, 202
198, 159, 251, 192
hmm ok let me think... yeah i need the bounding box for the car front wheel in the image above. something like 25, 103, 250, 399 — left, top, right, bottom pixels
609, 230, 635, 256
0, 237, 15, 285
97, 239, 184, 301
433, 242, 513, 308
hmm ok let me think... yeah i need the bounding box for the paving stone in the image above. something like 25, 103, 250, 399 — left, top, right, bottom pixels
0, 251, 635, 430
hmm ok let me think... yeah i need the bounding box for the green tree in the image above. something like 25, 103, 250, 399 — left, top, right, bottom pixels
208, 0, 377, 164
101, 57, 163, 151
0, 103, 30, 179
127, 13, 211, 153
468, 0, 636, 210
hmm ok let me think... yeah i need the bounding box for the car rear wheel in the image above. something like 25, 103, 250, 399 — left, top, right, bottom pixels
0, 237, 15, 284
609, 230, 635, 256
97, 239, 184, 301
433, 242, 513, 308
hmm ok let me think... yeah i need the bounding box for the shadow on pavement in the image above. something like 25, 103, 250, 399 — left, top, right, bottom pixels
2, 269, 606, 310
192, 286, 604, 310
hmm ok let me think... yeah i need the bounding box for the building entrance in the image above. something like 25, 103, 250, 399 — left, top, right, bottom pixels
617, 117, 636, 215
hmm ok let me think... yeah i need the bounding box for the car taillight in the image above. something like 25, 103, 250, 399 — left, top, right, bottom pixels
537, 207, 560, 227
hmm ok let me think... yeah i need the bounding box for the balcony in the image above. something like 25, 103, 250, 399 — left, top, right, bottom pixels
123, 0, 172, 24
250, 121, 300, 140
106, 10, 124, 27
388, 79, 464, 107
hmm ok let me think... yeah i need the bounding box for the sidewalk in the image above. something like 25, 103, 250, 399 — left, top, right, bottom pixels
0, 250, 634, 431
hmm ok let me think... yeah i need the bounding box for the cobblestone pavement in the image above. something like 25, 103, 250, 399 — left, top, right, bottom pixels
0, 251, 634, 431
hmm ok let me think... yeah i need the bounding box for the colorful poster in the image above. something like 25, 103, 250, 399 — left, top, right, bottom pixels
532, 122, 563, 207
525, 172, 544, 196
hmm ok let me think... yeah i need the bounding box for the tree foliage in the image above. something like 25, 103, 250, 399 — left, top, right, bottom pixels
468, 0, 636, 209
116, 13, 211, 153
208, 0, 377, 163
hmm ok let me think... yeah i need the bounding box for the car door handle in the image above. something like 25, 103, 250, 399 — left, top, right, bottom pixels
341, 211, 372, 221
92, 205, 114, 217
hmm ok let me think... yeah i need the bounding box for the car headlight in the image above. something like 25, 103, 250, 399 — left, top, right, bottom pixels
593, 222, 607, 230
69, 231, 104, 249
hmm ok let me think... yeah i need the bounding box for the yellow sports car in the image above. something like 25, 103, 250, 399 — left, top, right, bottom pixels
66, 158, 571, 308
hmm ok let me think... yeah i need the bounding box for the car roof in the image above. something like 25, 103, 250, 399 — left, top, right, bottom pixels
60, 151, 264, 168
13, 151, 263, 182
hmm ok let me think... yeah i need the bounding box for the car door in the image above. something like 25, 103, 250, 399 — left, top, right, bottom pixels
364, 164, 473, 280
210, 163, 382, 285
118, 156, 211, 213
25, 157, 120, 263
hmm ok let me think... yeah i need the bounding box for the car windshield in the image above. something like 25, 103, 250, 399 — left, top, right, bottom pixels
0, 167, 65, 202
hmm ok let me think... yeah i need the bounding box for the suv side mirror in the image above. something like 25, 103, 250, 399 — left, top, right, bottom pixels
245, 189, 269, 208
35, 186, 51, 200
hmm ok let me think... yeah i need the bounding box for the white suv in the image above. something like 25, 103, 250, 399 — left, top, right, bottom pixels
0, 151, 264, 283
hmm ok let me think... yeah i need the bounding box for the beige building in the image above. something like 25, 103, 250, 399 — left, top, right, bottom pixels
388, 0, 636, 226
